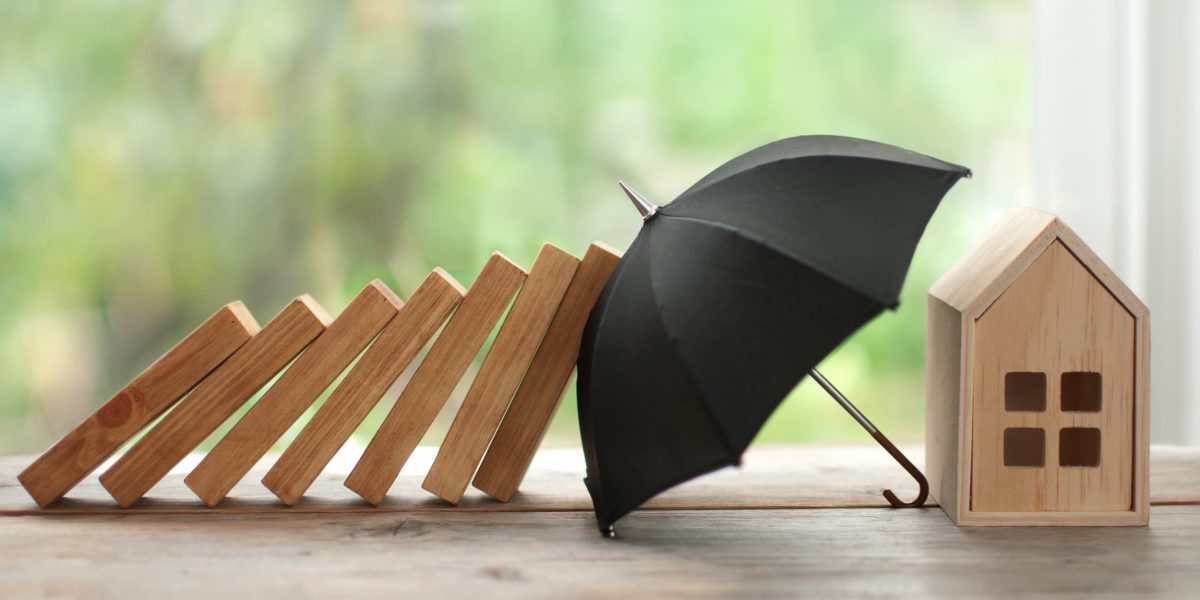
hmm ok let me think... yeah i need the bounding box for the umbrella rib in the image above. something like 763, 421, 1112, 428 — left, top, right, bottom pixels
599, 453, 737, 533
658, 213, 891, 309
577, 237, 641, 389
576, 236, 643, 481
644, 233, 743, 463
668, 147, 970, 214
647, 213, 887, 456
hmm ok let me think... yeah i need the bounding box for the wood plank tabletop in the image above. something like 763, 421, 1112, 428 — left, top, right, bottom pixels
2, 444, 1198, 598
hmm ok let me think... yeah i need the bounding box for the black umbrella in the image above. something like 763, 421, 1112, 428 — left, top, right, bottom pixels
577, 135, 970, 536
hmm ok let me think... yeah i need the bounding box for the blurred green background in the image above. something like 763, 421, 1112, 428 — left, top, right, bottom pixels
0, 0, 1030, 455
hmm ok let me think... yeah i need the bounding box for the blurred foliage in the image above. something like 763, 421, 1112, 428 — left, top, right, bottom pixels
0, 0, 1030, 454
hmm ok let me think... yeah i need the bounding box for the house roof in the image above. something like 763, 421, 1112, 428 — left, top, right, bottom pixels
929, 206, 1149, 319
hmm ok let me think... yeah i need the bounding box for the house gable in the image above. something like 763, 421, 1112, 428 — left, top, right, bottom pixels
929, 206, 1148, 321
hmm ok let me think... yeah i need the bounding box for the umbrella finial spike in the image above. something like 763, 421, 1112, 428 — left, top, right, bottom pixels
618, 180, 659, 221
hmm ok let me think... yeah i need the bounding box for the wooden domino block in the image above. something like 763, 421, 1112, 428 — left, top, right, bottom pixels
422, 244, 579, 505
262, 270, 466, 506
16, 303, 260, 508
99, 296, 330, 507
472, 242, 621, 501
183, 281, 402, 506
344, 253, 527, 506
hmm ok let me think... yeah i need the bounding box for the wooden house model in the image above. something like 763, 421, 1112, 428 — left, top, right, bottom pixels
925, 207, 1150, 526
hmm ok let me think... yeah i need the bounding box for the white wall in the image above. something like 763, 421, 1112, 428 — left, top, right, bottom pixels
1035, 0, 1200, 444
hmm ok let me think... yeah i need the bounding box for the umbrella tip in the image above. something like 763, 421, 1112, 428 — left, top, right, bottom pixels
618, 180, 658, 221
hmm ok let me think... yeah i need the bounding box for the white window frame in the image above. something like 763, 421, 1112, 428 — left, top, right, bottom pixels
1034, 0, 1200, 444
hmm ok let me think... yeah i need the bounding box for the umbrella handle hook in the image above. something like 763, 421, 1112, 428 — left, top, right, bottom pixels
871, 429, 930, 508
808, 369, 929, 509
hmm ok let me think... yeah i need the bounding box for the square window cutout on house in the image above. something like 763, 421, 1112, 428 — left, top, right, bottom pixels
1003, 427, 1045, 467
1060, 427, 1101, 467
1005, 372, 1046, 412
1061, 372, 1102, 412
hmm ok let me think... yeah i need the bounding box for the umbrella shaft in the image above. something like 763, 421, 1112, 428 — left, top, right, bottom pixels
809, 368, 878, 434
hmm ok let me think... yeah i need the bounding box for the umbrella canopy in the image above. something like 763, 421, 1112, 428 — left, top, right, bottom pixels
577, 135, 970, 534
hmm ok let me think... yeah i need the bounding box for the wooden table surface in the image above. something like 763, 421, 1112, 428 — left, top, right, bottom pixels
2, 444, 1198, 598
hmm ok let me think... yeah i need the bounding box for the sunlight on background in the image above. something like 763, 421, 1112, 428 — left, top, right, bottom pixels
0, 0, 1030, 454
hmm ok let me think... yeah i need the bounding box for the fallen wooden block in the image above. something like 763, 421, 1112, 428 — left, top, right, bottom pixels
184, 281, 402, 506
263, 271, 465, 506
344, 253, 526, 506
473, 242, 621, 501
422, 244, 579, 504
17, 303, 260, 508
99, 296, 330, 508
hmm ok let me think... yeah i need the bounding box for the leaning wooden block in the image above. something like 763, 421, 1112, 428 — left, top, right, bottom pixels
262, 270, 465, 506
473, 242, 621, 501
344, 253, 527, 506
423, 243, 579, 505
16, 303, 260, 508
99, 296, 330, 508
184, 281, 402, 507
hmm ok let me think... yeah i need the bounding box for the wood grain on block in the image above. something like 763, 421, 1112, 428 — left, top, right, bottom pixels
969, 241, 1136, 515
99, 297, 330, 507
344, 253, 527, 505
263, 270, 466, 506
184, 281, 402, 506
924, 294, 963, 521
423, 244, 579, 504
473, 242, 620, 501
16, 303, 260, 508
